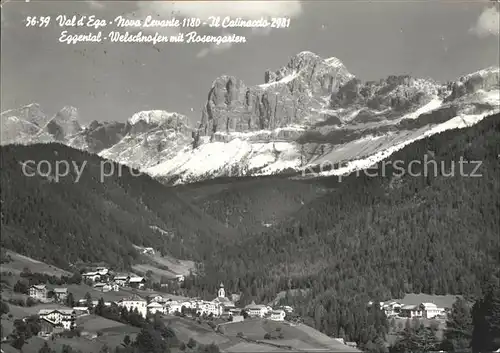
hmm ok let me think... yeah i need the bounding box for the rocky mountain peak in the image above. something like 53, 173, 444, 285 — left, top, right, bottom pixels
127, 110, 191, 136
197, 52, 354, 140
446, 66, 500, 102
47, 106, 82, 140
263, 51, 353, 95
1, 103, 49, 128
330, 74, 442, 117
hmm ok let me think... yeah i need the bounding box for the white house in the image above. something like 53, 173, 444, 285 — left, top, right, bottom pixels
82, 272, 101, 282
270, 310, 286, 321
197, 301, 222, 317
180, 301, 195, 309
72, 307, 90, 316
231, 315, 244, 322
168, 304, 182, 315
29, 285, 47, 301
400, 304, 423, 318
420, 303, 445, 319
93, 283, 110, 292
381, 302, 402, 317
114, 275, 130, 286
53, 288, 68, 301
148, 295, 165, 304
95, 267, 109, 276
175, 274, 185, 282
165, 301, 182, 314
147, 302, 165, 315
117, 294, 147, 318
245, 304, 269, 318
38, 309, 76, 330
128, 277, 146, 289
278, 305, 293, 313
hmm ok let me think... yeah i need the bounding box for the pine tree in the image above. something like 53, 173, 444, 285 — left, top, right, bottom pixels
135, 326, 168, 353
443, 297, 473, 352
472, 284, 500, 352
95, 297, 105, 316
84, 292, 92, 309
65, 292, 75, 308
38, 341, 55, 353
485, 286, 500, 350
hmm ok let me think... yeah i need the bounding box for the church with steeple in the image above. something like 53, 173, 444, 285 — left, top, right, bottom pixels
212, 282, 235, 308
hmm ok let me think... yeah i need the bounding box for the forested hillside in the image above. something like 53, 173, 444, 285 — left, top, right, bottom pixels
1, 111, 499, 350
0, 144, 239, 269
177, 176, 327, 234
179, 113, 500, 348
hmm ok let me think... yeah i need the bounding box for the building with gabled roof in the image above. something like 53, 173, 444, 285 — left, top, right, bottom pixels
53, 287, 68, 301
147, 301, 165, 315
128, 277, 146, 289
117, 294, 147, 318
38, 309, 76, 331
29, 284, 47, 301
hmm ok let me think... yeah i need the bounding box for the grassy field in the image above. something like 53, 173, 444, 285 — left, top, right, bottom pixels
163, 316, 230, 345
220, 319, 360, 352
292, 323, 360, 351
5, 303, 68, 317
77, 314, 129, 332
142, 253, 195, 276
132, 263, 178, 281
0, 251, 71, 277
223, 341, 286, 352
20, 335, 104, 353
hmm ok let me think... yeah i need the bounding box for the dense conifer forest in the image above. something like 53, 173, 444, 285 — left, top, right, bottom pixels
0, 113, 499, 350
0, 145, 239, 269
179, 113, 500, 348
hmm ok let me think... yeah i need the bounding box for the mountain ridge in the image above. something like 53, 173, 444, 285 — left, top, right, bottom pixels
1, 51, 499, 185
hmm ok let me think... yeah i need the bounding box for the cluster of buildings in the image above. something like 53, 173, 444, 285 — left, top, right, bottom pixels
82, 267, 150, 290
113, 283, 291, 322
32, 282, 292, 337
30, 267, 189, 303
29, 285, 69, 303
27, 267, 154, 304
368, 300, 446, 319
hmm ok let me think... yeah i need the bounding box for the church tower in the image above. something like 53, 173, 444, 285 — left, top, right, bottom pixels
218, 282, 225, 298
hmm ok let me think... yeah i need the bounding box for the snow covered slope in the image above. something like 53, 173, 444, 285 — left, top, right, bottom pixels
2, 52, 499, 185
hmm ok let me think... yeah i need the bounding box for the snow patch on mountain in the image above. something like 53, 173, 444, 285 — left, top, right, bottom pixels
311, 108, 499, 179
129, 110, 182, 125
258, 71, 299, 88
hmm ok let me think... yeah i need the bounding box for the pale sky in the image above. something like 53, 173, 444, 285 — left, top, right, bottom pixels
1, 0, 499, 124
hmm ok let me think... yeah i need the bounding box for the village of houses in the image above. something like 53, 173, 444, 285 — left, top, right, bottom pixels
11, 264, 451, 346
369, 300, 448, 320
23, 266, 294, 338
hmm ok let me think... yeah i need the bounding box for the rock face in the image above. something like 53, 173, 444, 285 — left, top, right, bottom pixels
446, 66, 500, 102
46, 106, 82, 141
197, 51, 354, 139
0, 104, 81, 144
97, 110, 193, 170
68, 120, 128, 153
330, 76, 441, 114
